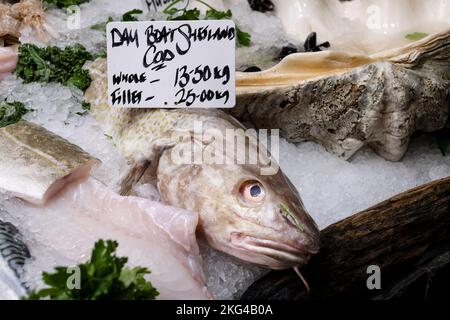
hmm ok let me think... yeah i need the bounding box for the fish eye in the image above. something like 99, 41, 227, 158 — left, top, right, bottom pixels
239, 181, 266, 205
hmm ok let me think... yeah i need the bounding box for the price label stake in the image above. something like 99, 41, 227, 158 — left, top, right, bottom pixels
106, 20, 236, 108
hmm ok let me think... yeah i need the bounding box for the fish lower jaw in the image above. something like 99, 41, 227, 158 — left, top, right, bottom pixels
229, 233, 312, 269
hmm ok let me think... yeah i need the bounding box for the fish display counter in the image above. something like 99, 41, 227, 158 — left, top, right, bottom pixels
0, 0, 449, 304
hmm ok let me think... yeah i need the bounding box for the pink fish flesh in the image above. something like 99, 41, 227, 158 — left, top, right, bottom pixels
0, 178, 211, 300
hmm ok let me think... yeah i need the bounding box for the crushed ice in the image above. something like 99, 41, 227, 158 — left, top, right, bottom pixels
279, 136, 450, 230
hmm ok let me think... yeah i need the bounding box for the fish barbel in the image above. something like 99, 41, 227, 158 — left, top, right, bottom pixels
85, 58, 320, 270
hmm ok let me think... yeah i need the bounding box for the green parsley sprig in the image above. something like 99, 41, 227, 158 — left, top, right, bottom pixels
43, 0, 90, 9
15, 44, 93, 92
26, 240, 159, 300
0, 101, 29, 128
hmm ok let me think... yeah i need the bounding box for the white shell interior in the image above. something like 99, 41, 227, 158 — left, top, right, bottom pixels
272, 0, 450, 53
200, 0, 450, 54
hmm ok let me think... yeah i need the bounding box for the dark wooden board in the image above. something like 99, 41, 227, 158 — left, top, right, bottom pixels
242, 177, 450, 300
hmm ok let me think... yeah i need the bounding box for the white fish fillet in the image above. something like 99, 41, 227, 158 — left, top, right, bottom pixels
1, 178, 210, 300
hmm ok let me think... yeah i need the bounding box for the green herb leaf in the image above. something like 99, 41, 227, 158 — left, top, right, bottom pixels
405, 32, 429, 41
76, 101, 91, 116
26, 240, 159, 300
167, 8, 201, 21
163, 0, 251, 47
0, 101, 29, 128
15, 44, 93, 92
236, 26, 251, 47
43, 0, 90, 9
81, 102, 91, 111
90, 17, 113, 31
204, 8, 232, 20
122, 9, 144, 22
65, 70, 92, 91
162, 0, 186, 16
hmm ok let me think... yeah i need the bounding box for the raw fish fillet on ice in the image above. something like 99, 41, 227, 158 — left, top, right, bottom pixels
2, 178, 210, 300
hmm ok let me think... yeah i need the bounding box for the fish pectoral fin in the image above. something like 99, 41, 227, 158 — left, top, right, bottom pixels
119, 141, 175, 196
119, 160, 151, 196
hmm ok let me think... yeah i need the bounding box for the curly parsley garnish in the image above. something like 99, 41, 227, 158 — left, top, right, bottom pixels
0, 101, 29, 128
15, 44, 93, 92
26, 240, 159, 300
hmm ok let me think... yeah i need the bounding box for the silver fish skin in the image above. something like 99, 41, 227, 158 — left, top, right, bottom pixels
85, 58, 320, 270
0, 121, 100, 206
0, 216, 30, 300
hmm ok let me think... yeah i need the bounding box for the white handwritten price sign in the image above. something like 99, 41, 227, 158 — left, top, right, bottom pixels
106, 20, 236, 108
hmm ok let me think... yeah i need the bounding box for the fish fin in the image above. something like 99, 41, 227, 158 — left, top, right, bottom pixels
119, 143, 175, 196
119, 160, 151, 196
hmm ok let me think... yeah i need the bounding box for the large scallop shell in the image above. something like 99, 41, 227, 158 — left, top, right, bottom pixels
230, 0, 450, 161
233, 30, 450, 161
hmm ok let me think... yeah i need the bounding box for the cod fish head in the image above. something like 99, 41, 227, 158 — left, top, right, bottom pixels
209, 164, 320, 270
158, 157, 320, 270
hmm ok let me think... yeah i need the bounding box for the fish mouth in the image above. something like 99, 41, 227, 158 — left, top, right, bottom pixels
230, 233, 312, 267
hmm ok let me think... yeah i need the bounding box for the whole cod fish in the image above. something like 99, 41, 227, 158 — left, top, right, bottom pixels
85, 58, 320, 270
